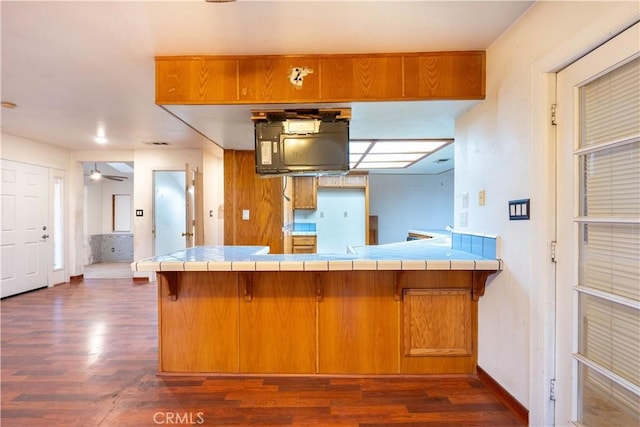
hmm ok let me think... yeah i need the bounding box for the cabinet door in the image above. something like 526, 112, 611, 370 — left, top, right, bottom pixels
317, 175, 343, 188
293, 177, 317, 209
342, 175, 368, 188
320, 56, 403, 100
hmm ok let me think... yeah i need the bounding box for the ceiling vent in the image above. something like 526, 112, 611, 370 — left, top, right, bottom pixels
143, 141, 170, 146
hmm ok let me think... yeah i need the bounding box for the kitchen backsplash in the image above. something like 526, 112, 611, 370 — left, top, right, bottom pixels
293, 222, 317, 232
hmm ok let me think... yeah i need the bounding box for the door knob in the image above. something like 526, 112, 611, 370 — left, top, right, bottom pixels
181, 232, 194, 237
41, 234, 50, 240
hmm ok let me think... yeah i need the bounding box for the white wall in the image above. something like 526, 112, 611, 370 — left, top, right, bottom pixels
295, 188, 366, 253
454, 2, 639, 424
369, 171, 454, 244
85, 176, 134, 235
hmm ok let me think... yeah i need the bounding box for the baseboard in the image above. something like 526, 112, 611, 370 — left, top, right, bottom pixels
477, 365, 529, 426
69, 274, 84, 283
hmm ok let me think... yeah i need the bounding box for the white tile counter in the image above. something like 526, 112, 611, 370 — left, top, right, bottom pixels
132, 234, 503, 272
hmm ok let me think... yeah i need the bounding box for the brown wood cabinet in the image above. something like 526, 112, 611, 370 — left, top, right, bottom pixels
293, 176, 317, 209
318, 174, 368, 188
292, 235, 317, 254
156, 51, 485, 105
156, 269, 494, 375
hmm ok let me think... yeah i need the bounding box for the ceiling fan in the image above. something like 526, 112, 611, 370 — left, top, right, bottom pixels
87, 163, 128, 182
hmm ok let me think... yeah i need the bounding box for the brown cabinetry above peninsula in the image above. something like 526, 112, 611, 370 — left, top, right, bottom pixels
156, 51, 485, 105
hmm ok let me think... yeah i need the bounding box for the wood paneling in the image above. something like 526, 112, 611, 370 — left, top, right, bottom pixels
318, 271, 400, 374
224, 150, 284, 253
158, 272, 239, 373
320, 56, 403, 100
239, 272, 316, 373
156, 51, 485, 104
238, 57, 320, 102
194, 58, 239, 102
403, 52, 485, 99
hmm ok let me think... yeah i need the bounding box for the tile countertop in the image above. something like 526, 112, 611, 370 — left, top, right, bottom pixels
132, 235, 503, 272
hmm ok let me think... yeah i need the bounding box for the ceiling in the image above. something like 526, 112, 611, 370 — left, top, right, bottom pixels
1, 0, 534, 175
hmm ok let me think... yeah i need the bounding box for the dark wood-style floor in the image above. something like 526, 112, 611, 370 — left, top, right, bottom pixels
1, 279, 524, 426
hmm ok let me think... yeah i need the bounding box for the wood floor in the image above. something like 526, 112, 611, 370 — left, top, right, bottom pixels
1, 279, 525, 426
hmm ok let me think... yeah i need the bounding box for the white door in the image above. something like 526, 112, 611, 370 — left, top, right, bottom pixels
556, 23, 639, 426
153, 170, 187, 256
1, 159, 49, 298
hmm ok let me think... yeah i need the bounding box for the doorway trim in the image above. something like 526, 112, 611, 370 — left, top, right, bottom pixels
529, 9, 639, 426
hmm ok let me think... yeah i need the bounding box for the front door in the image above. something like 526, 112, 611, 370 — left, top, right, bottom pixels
1, 159, 49, 298
556, 23, 639, 426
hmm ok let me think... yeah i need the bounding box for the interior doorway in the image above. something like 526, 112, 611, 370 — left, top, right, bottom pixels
82, 161, 134, 279
153, 170, 186, 256
555, 23, 639, 427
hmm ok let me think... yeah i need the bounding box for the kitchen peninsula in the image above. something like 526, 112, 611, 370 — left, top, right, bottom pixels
133, 233, 501, 376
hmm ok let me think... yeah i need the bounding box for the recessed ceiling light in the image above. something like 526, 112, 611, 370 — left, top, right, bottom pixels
355, 162, 412, 169
94, 136, 108, 144
1, 101, 17, 109
349, 139, 452, 170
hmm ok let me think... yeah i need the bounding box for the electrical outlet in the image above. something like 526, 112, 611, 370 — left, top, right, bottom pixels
242, 209, 250, 220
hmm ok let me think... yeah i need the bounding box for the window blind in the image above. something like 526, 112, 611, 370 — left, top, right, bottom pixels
577, 56, 640, 423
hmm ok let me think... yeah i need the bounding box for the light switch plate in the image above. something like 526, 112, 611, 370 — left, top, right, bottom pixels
242, 209, 250, 220
509, 199, 530, 220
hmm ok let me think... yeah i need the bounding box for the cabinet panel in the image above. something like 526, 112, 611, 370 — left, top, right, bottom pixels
238, 57, 320, 102
159, 272, 239, 373
239, 272, 316, 373
403, 289, 472, 356
342, 174, 368, 187
321, 56, 403, 100
318, 271, 399, 374
404, 52, 485, 99
293, 176, 317, 209
317, 175, 343, 187
193, 59, 238, 102
318, 174, 368, 188
156, 60, 194, 103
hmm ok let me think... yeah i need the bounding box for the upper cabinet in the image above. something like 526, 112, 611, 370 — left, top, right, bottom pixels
318, 174, 368, 188
156, 51, 485, 105
293, 176, 318, 210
